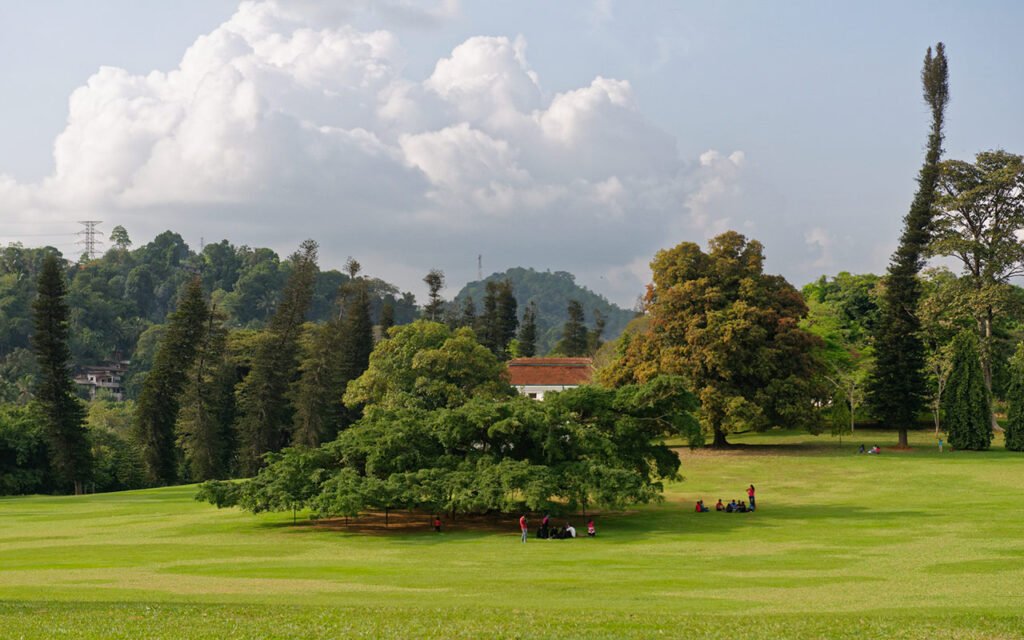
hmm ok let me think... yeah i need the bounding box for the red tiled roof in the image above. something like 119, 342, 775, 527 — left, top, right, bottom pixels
507, 357, 593, 386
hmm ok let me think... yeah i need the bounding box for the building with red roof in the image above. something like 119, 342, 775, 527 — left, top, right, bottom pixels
506, 357, 593, 400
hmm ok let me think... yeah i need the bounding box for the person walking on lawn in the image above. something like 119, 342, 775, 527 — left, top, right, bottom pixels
519, 514, 528, 543
747, 485, 756, 511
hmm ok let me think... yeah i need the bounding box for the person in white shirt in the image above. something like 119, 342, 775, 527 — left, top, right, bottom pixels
564, 523, 576, 538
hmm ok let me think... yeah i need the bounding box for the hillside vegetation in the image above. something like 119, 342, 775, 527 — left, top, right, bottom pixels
454, 267, 637, 354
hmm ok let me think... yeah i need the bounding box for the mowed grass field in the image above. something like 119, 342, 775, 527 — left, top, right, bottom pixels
2, 429, 1024, 639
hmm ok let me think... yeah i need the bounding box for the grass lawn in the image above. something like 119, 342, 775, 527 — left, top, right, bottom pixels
2, 428, 1024, 638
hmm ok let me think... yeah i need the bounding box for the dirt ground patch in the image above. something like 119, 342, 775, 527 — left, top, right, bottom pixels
309, 510, 610, 535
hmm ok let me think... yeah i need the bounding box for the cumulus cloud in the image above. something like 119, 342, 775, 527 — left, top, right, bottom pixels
804, 226, 833, 269
0, 0, 746, 306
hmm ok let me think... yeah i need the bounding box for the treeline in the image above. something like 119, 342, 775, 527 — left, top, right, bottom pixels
0, 229, 418, 402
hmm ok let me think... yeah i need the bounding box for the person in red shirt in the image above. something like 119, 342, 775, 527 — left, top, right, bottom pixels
519, 515, 528, 543
747, 485, 756, 511
433, 516, 442, 533
715, 499, 724, 511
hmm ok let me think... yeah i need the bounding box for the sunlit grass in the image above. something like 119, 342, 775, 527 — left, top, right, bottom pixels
1, 428, 1022, 638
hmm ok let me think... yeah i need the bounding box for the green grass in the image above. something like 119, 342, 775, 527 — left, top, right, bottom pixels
2, 429, 1024, 638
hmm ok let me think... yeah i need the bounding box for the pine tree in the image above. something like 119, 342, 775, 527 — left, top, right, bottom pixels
868, 43, 949, 447
176, 305, 234, 480
379, 302, 395, 335
587, 309, 607, 355
423, 269, 445, 321
517, 302, 538, 357
459, 296, 477, 329
553, 300, 589, 357
1005, 343, 1024, 451
336, 269, 374, 428
291, 320, 341, 448
943, 331, 992, 451
236, 240, 319, 473
32, 253, 92, 494
495, 280, 518, 358
135, 276, 208, 484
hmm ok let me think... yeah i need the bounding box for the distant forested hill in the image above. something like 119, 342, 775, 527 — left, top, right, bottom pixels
0, 232, 418, 401
453, 267, 638, 354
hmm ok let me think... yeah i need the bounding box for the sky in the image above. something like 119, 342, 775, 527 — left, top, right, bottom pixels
1, 0, 1022, 307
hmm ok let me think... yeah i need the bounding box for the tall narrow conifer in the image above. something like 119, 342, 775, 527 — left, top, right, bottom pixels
135, 276, 208, 484
32, 253, 92, 494
868, 43, 949, 446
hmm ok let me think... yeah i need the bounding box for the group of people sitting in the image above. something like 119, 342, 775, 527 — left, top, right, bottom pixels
695, 485, 757, 513
536, 515, 596, 539
858, 444, 882, 454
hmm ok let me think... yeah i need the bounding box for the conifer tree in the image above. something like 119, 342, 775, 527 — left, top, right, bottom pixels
553, 300, 589, 357
868, 43, 949, 447
237, 240, 319, 472
459, 296, 477, 329
32, 253, 92, 494
176, 305, 234, 480
423, 269, 445, 321
1004, 343, 1024, 451
495, 280, 518, 357
517, 302, 538, 358
379, 302, 395, 335
336, 263, 374, 428
943, 331, 992, 451
135, 276, 208, 484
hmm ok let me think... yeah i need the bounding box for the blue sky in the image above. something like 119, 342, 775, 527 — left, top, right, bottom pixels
1, 1, 1021, 305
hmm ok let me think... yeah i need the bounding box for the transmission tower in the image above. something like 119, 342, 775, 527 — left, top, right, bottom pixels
477, 254, 482, 281
77, 221, 103, 260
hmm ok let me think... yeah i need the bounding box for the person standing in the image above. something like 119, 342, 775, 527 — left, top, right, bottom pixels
938, 438, 944, 453
747, 485, 756, 511
519, 514, 528, 543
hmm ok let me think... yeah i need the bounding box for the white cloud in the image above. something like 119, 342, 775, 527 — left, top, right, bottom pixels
804, 226, 833, 269
0, 0, 748, 306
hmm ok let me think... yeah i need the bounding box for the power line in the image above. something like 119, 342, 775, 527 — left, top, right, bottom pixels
77, 221, 103, 261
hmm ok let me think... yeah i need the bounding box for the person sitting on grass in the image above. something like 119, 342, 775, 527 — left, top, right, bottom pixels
565, 523, 576, 538
736, 501, 747, 513
858, 443, 866, 454
695, 500, 709, 512
867, 445, 881, 454
715, 499, 724, 511
726, 500, 736, 513
587, 519, 596, 537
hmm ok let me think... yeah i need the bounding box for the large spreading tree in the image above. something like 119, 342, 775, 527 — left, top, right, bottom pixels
201, 320, 699, 520
600, 232, 823, 446
868, 43, 949, 446
32, 253, 92, 494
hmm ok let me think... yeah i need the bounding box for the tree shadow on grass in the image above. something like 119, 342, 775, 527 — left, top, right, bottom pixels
242, 502, 934, 548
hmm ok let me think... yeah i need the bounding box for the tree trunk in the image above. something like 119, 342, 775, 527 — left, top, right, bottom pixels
711, 425, 729, 448
385, 507, 389, 528
898, 427, 908, 448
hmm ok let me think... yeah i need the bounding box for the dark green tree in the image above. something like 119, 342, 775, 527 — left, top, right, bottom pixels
495, 280, 518, 357
134, 276, 208, 484
379, 302, 395, 335
553, 300, 589, 356
176, 305, 234, 480
32, 253, 92, 494
109, 225, 132, 251
236, 240, 319, 473
517, 301, 538, 357
1004, 343, 1024, 451
423, 269, 445, 322
942, 331, 992, 451
868, 42, 949, 447
459, 296, 477, 329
